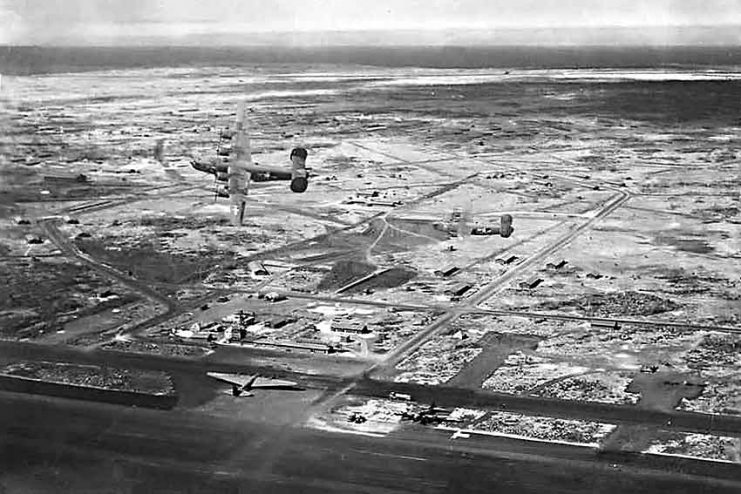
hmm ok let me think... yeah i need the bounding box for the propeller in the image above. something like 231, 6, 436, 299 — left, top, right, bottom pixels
454, 202, 473, 238
154, 138, 166, 166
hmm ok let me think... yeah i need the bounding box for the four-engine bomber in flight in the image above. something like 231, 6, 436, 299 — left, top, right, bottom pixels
191, 101, 310, 225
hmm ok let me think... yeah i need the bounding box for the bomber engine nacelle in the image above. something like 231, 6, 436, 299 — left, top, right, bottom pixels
289, 147, 309, 193
290, 177, 308, 193
500, 214, 513, 238
216, 171, 229, 181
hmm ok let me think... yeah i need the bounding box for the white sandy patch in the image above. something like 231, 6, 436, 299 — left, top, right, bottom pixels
471, 410, 616, 446
645, 433, 741, 463
308, 305, 376, 317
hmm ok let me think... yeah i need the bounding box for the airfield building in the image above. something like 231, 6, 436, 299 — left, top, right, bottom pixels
332, 321, 370, 334
434, 266, 460, 277
448, 283, 473, 298
546, 259, 568, 270
254, 339, 334, 354
591, 320, 621, 330
496, 254, 519, 265
247, 261, 269, 276
519, 277, 543, 289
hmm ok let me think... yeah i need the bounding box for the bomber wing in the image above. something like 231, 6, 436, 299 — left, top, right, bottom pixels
228, 101, 253, 225
206, 372, 257, 388
249, 377, 300, 389
206, 372, 300, 390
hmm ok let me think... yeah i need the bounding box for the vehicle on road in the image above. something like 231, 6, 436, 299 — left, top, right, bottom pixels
389, 392, 413, 401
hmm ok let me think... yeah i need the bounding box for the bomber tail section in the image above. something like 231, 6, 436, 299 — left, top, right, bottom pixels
231, 383, 254, 397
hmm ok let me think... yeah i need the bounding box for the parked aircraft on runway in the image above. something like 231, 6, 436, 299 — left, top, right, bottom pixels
190, 102, 310, 225
399, 403, 461, 425
206, 371, 303, 397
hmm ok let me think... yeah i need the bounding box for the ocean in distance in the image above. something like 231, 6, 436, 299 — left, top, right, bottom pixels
2, 45, 741, 75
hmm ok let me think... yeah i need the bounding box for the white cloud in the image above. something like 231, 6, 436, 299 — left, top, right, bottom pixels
3, 0, 741, 45
0, 1, 26, 43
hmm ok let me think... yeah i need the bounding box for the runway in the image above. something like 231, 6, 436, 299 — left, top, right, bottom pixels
2, 339, 740, 439
1, 391, 739, 493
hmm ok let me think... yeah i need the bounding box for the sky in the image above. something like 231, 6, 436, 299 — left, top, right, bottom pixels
2, 0, 741, 45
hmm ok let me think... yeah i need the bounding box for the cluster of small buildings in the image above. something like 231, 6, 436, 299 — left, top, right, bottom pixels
514, 259, 570, 290
345, 190, 402, 207
179, 308, 396, 355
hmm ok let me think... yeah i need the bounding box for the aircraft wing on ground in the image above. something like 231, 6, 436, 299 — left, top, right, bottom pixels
249, 376, 301, 389
207, 372, 256, 388
206, 372, 301, 390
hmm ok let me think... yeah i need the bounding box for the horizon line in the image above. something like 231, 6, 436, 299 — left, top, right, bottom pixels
4, 43, 741, 49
